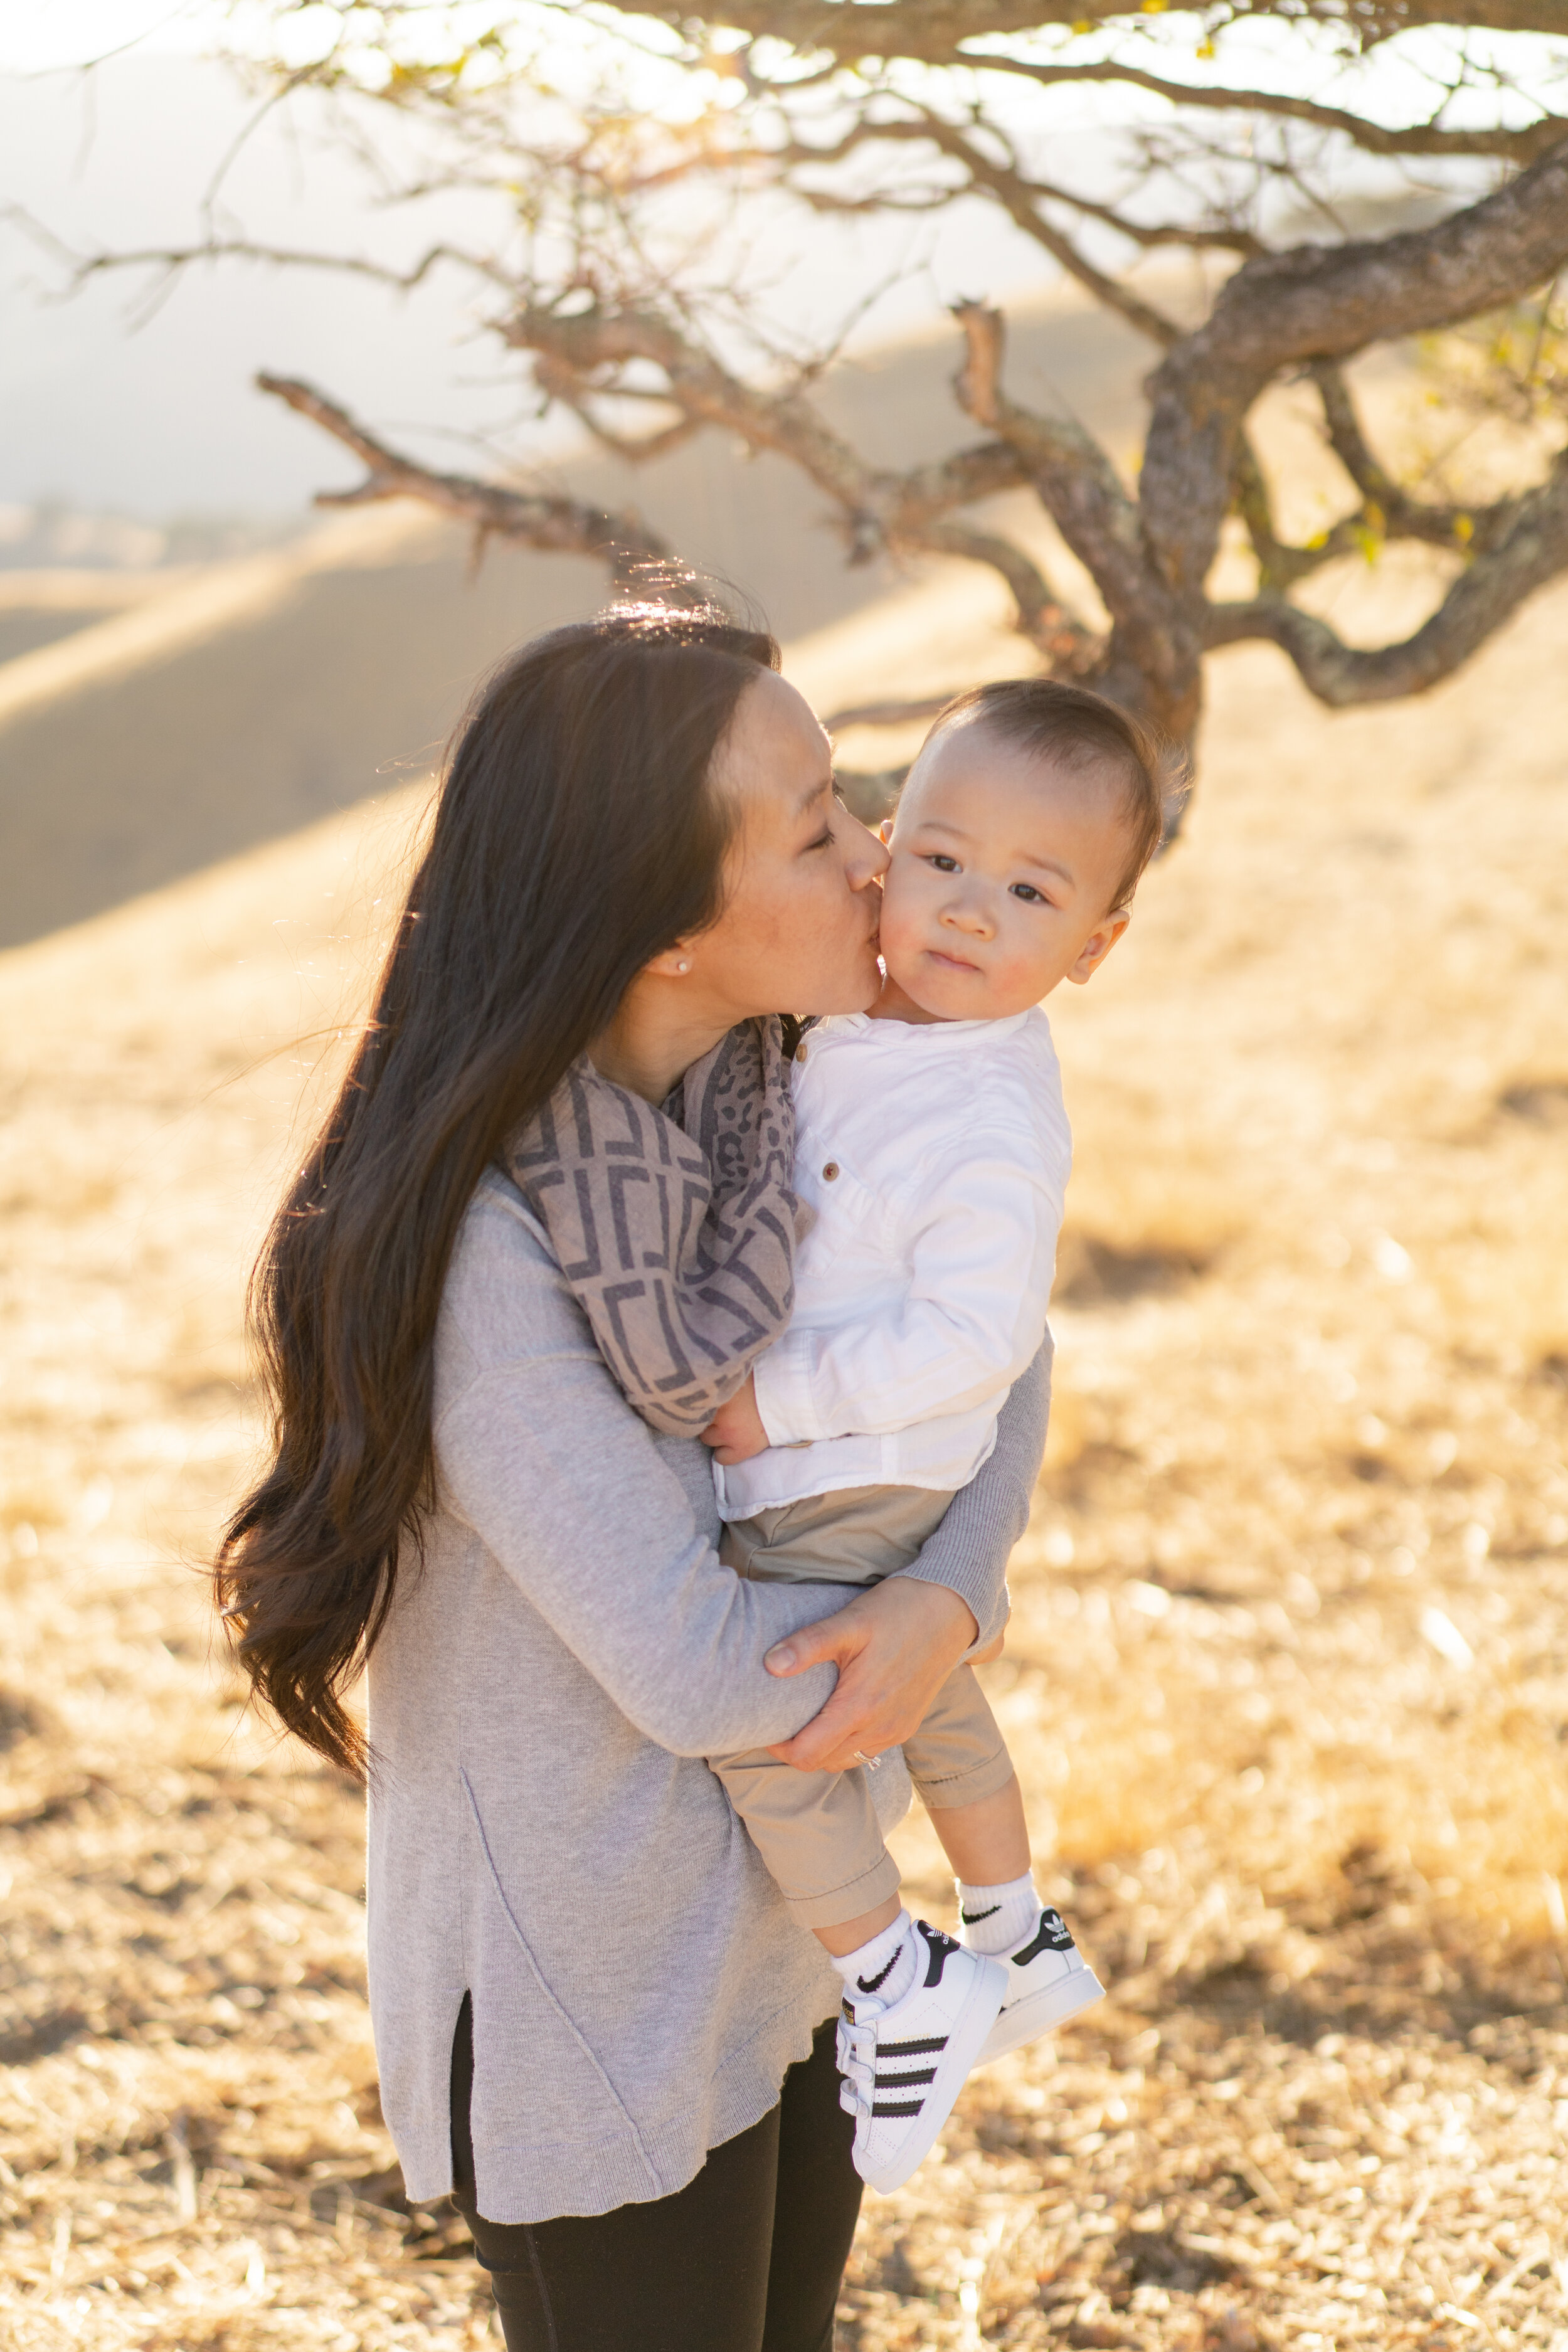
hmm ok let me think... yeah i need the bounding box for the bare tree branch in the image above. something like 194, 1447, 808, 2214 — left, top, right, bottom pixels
499, 296, 1057, 589
1230, 381, 1500, 597
877, 110, 1185, 346
634, 1, 1568, 58
916, 516, 1098, 668
1205, 445, 1568, 703
958, 169, 1264, 264
255, 374, 676, 584
1142, 134, 1568, 600
773, 111, 1218, 334
1229, 430, 1340, 593
1307, 360, 1498, 552
50, 228, 518, 300
529, 354, 706, 465
502, 299, 897, 530
75, 0, 1567, 799
949, 300, 1194, 719
950, 53, 1568, 167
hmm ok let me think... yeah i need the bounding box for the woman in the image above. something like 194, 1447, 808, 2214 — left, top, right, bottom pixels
218, 600, 1049, 2351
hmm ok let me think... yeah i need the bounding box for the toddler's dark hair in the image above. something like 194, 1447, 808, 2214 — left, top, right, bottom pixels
930, 677, 1185, 910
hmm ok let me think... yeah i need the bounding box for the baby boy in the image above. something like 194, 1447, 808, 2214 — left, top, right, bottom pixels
700, 676, 1169, 2192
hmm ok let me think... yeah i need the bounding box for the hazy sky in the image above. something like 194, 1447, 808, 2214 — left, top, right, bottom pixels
0, 33, 1071, 519
1, 51, 534, 515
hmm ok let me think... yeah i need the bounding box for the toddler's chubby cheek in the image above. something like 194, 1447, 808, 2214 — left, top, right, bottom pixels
874, 893, 918, 956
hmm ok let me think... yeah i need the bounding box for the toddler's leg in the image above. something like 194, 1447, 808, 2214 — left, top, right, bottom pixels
709, 1745, 918, 2000
903, 1666, 1104, 2062
927, 1769, 1031, 1895
708, 1744, 1008, 2194
707, 1746, 903, 1937
908, 1675, 1039, 1960
712, 1491, 1012, 2188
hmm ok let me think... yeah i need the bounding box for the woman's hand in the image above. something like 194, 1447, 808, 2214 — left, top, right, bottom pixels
761, 1576, 978, 1772
701, 1375, 769, 1465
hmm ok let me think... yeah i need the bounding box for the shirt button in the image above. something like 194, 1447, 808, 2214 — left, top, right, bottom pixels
822, 1162, 840, 1181
795, 1044, 808, 1063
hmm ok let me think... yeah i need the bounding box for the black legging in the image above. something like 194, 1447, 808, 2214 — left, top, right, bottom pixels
449, 1995, 862, 2351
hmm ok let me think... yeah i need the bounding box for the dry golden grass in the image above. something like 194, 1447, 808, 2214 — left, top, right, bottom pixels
1, 529, 1566, 2351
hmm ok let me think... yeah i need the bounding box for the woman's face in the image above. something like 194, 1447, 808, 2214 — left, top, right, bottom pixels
699, 670, 888, 1020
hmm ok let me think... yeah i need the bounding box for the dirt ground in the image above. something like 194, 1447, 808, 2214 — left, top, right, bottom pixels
1, 495, 1566, 2351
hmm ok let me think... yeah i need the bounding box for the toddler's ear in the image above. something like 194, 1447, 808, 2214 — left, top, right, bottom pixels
877, 817, 895, 846
1067, 907, 1132, 986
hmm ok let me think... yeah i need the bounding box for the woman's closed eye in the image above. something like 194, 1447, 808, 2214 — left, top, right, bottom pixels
804, 784, 850, 852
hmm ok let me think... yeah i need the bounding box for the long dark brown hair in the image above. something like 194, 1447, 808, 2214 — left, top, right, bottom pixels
217, 601, 780, 1774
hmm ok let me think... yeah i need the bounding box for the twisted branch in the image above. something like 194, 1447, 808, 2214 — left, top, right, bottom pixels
897, 112, 1185, 347
776, 112, 1245, 343
255, 374, 675, 583
1142, 134, 1568, 600
1204, 442, 1568, 705
950, 300, 1182, 691
951, 54, 1568, 168
635, 0, 1568, 72
497, 298, 1099, 647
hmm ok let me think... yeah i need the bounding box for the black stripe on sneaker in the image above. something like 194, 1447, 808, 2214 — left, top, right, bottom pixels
877, 2067, 937, 2088
872, 2100, 924, 2118
876, 2036, 948, 2055
1012, 1909, 1078, 1967
916, 1919, 960, 1987
960, 1904, 1000, 1924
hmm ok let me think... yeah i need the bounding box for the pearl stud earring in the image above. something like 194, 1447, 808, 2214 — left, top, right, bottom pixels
675, 959, 690, 973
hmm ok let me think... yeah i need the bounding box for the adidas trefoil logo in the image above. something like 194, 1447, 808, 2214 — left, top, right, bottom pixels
916, 1919, 960, 1987
1012, 1907, 1077, 1966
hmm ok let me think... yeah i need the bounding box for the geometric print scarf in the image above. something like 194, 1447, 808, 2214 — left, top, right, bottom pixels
506, 1015, 801, 1439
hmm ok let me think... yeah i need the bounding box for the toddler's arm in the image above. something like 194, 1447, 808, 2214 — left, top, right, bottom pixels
755, 1142, 1061, 1449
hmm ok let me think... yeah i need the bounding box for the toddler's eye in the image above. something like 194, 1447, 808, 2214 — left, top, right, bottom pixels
1011, 882, 1048, 904
925, 854, 960, 873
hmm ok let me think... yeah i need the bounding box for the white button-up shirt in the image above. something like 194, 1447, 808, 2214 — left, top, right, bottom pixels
714, 1006, 1071, 1520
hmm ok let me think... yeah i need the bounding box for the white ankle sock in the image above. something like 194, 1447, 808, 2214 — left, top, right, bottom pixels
830, 1907, 916, 2010
958, 1872, 1039, 1955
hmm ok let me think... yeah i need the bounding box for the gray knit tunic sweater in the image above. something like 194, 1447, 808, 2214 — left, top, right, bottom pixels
365, 1167, 1049, 2225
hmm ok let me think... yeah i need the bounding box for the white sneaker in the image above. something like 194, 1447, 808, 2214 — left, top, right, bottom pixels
968, 1905, 1104, 2065
835, 1919, 1006, 2193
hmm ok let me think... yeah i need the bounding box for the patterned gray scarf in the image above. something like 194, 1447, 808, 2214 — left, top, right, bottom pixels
506, 1017, 800, 1437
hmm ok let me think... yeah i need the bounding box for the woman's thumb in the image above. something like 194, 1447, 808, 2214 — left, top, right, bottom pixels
764, 1614, 844, 1677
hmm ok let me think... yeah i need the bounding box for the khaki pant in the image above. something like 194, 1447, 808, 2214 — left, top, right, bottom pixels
711, 1485, 1017, 1930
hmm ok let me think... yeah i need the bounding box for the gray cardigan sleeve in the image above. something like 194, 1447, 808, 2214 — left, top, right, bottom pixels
894, 1336, 1050, 1651
433, 1180, 863, 1759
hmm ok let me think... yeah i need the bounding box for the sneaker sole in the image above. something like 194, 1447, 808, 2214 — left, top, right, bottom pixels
859, 1956, 1007, 2195
975, 1960, 1106, 2066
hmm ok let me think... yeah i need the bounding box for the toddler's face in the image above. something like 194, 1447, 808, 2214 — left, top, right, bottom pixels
876, 716, 1133, 1024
